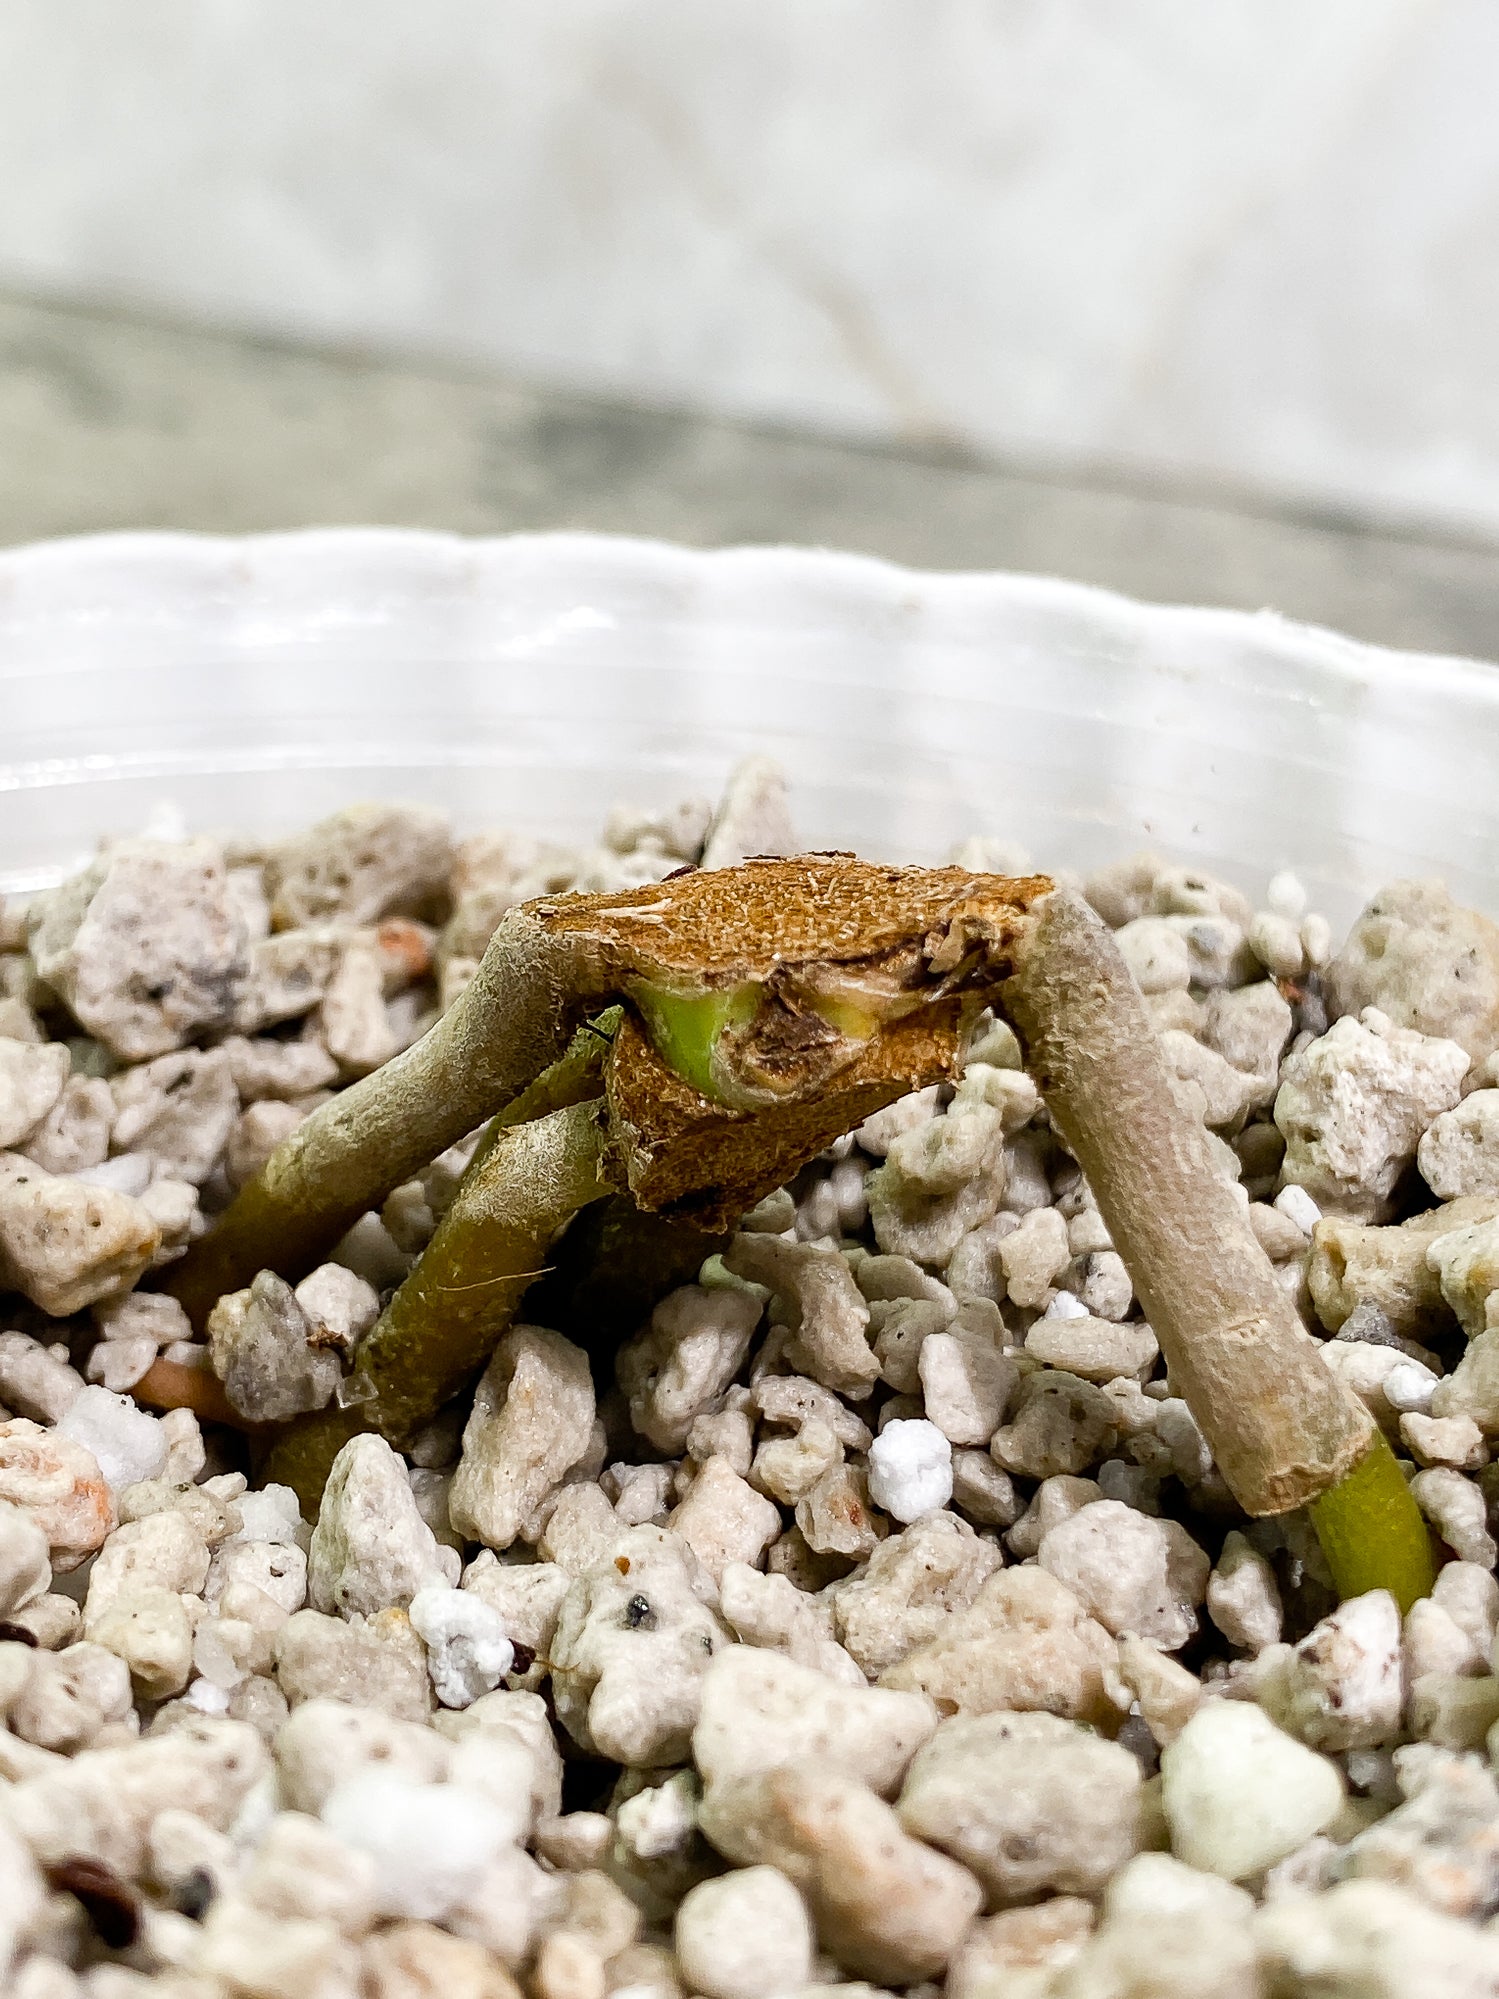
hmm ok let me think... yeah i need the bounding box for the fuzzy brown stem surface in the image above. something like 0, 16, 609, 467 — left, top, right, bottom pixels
1003, 889, 1374, 1517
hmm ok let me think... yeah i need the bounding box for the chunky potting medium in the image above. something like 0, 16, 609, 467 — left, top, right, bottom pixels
0, 763, 1496, 1997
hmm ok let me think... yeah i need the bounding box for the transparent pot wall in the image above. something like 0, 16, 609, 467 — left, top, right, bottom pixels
3, 531, 1498, 924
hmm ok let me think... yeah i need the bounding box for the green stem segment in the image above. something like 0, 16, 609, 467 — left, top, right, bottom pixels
629, 982, 760, 1104
1310, 1431, 1437, 1613
261, 1095, 613, 1511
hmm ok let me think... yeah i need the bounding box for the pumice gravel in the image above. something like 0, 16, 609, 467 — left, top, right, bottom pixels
0, 770, 1497, 1997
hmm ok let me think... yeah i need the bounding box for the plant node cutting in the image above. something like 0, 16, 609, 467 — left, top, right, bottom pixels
167, 856, 1436, 1602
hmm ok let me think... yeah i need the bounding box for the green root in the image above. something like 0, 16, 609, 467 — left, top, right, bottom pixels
1309, 1429, 1437, 1611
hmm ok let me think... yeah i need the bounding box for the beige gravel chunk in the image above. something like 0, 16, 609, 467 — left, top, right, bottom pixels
794, 1463, 885, 1561
273, 1696, 450, 1815
699, 756, 798, 872
997, 1205, 1070, 1309
234, 923, 346, 1032
86, 1585, 195, 1699
549, 1527, 725, 1767
617, 1284, 764, 1452
1038, 1500, 1209, 1651
1006, 1476, 1102, 1561
1432, 1329, 1499, 1435
1053, 1857, 1258, 1999
947, 1901, 1095, 1999
293, 1261, 380, 1358
1275, 1009, 1469, 1220
725, 1235, 877, 1398
990, 1371, 1120, 1479
1427, 1216, 1499, 1336
221, 1031, 340, 1102
0, 1153, 160, 1315
0, 1498, 51, 1619
881, 1566, 1122, 1727
1206, 1530, 1283, 1653
266, 803, 455, 929
362, 1921, 525, 1999
667, 1457, 780, 1583
1024, 1313, 1158, 1383
1202, 978, 1295, 1113
275, 1607, 434, 1721
898, 1710, 1142, 1904
0, 1332, 83, 1424
866, 1100, 1009, 1268
460, 1555, 570, 1692
1420, 1089, 1499, 1198
321, 940, 401, 1075
674, 1866, 813, 1999
0, 1037, 69, 1150
950, 1450, 1021, 1527
19, 1072, 114, 1177
1412, 1468, 1498, 1567
1115, 1633, 1202, 1746
1306, 1198, 1499, 1335
917, 1330, 1017, 1443
716, 1563, 863, 1684
832, 1512, 1003, 1677
110, 1046, 239, 1184
753, 1374, 871, 1451
537, 1483, 624, 1576
1255, 1591, 1404, 1751
1256, 1877, 1499, 1999
1408, 1672, 1499, 1750
1401, 1411, 1487, 1468
224, 1096, 308, 1191
8, 1641, 132, 1753
1337, 1746, 1499, 1920
694, 1645, 937, 1797
449, 1326, 596, 1551
207, 1270, 342, 1424
1325, 878, 1499, 1064
0, 1417, 115, 1569
750, 1415, 842, 1506
310, 1434, 455, 1617
0, 1816, 45, 1989
2, 1713, 267, 1874
28, 838, 251, 1059
1160, 1701, 1344, 1880
87, 1510, 211, 1617
699, 1760, 981, 1984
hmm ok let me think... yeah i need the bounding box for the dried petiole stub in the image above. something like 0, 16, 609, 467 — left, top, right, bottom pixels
1004, 888, 1435, 1608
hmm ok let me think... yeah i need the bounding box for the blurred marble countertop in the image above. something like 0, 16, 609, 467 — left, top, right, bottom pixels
3, 288, 1498, 664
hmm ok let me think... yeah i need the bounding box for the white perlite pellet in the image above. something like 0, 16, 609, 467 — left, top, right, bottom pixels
866, 1418, 953, 1521
409, 1585, 514, 1708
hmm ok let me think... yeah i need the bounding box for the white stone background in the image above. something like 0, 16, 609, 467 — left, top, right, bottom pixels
1, 0, 1498, 538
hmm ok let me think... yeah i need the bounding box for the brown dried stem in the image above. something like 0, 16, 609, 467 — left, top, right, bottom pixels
166, 911, 615, 1327
1003, 888, 1375, 1517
